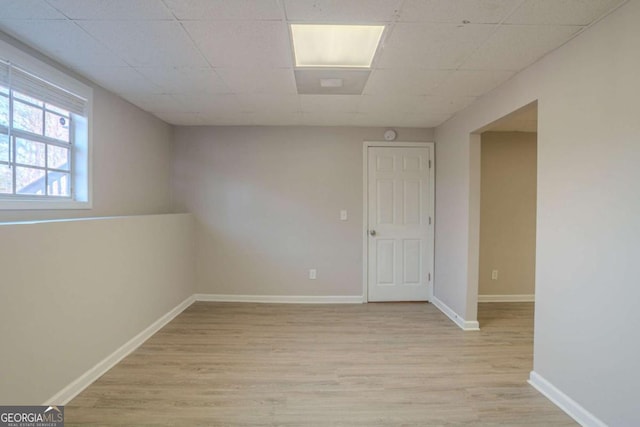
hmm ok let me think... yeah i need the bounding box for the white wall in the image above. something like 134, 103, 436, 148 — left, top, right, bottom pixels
435, 1, 640, 424
0, 32, 174, 223
172, 126, 433, 297
0, 214, 195, 405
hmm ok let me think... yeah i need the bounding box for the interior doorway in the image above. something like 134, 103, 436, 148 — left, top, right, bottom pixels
475, 102, 538, 326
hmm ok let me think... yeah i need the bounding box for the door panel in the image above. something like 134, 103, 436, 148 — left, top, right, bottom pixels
377, 180, 394, 224
376, 239, 395, 284
367, 146, 432, 302
403, 239, 421, 284
403, 180, 421, 225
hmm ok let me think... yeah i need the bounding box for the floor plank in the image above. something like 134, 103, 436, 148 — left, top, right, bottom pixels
66, 302, 575, 426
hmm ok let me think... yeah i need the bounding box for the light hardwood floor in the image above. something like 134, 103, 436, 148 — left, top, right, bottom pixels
66, 302, 575, 426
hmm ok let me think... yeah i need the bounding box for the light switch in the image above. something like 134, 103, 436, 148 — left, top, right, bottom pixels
309, 269, 317, 280
340, 210, 348, 221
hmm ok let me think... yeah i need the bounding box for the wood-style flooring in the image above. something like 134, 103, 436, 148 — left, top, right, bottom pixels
66, 302, 575, 426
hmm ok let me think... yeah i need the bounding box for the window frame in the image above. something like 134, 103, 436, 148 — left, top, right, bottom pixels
0, 37, 92, 211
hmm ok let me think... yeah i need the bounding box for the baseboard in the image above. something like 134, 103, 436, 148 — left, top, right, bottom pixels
194, 294, 364, 304
528, 371, 606, 427
43, 294, 196, 406
431, 296, 480, 331
478, 294, 535, 302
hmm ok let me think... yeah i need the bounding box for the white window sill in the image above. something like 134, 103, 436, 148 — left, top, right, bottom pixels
0, 198, 92, 210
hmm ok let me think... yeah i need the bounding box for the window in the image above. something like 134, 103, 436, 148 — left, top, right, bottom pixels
0, 53, 91, 210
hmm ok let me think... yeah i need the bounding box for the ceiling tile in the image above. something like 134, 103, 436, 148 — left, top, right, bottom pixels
350, 111, 446, 128
461, 24, 582, 70
0, 0, 625, 127
136, 67, 231, 94
216, 67, 296, 94
416, 95, 477, 115
158, 110, 302, 126
344, 112, 372, 126
209, 114, 275, 125
46, 0, 173, 20
299, 95, 360, 113
416, 114, 452, 127
120, 93, 183, 112
243, 111, 303, 126
400, 0, 520, 24
183, 20, 292, 68
294, 69, 371, 95
82, 66, 162, 94
396, 114, 449, 127
0, 20, 127, 67
77, 20, 208, 67
506, 0, 626, 25
359, 94, 475, 119
0, 0, 67, 19
299, 111, 362, 126
163, 0, 282, 20
358, 94, 428, 114
283, 0, 403, 22
153, 111, 206, 126
431, 69, 515, 97
237, 94, 301, 113
364, 68, 452, 95
172, 93, 244, 114
376, 23, 496, 69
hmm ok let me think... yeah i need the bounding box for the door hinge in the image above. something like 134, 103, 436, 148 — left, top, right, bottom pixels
429, 216, 432, 225
428, 272, 431, 281
429, 160, 432, 169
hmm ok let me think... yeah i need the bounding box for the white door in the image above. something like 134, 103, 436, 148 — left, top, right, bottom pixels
367, 146, 433, 302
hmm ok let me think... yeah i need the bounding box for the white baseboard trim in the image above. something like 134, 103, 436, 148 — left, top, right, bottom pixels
478, 294, 535, 302
431, 296, 480, 331
43, 294, 196, 406
194, 294, 364, 304
528, 371, 606, 427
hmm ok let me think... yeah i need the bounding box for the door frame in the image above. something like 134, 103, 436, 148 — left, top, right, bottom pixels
362, 141, 435, 303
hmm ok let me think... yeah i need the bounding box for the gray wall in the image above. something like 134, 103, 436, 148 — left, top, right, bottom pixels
0, 214, 195, 404
479, 132, 536, 297
172, 126, 433, 297
0, 32, 190, 406
0, 32, 174, 223
435, 1, 640, 424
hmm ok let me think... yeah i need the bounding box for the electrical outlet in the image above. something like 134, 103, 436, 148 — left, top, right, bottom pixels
309, 269, 317, 280
491, 270, 498, 280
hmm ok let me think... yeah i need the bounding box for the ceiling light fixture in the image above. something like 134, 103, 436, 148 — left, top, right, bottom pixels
291, 24, 385, 68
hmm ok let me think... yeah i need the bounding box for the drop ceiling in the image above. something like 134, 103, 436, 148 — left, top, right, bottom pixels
0, 0, 626, 127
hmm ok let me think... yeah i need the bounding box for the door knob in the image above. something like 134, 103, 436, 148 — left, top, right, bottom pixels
369, 229, 376, 236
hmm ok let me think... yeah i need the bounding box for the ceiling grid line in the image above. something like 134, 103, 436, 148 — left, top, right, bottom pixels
0, 0, 627, 127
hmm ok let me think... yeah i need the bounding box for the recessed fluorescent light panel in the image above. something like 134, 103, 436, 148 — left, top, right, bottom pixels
291, 24, 384, 68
